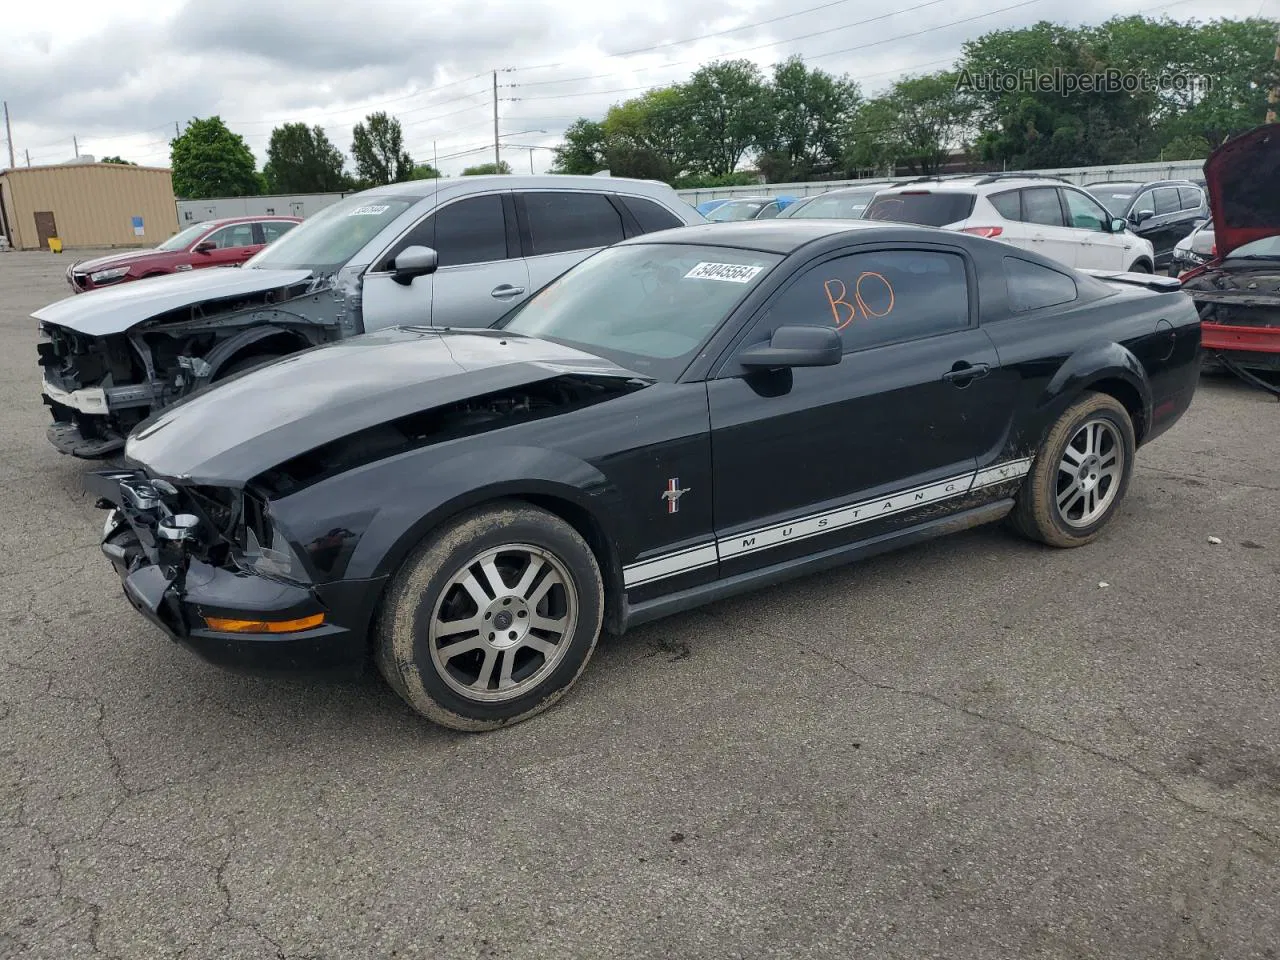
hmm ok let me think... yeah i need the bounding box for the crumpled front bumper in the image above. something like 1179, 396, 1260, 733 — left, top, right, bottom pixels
89, 470, 384, 678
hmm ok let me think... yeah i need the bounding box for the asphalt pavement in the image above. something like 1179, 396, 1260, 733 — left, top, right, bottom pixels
1, 248, 1277, 960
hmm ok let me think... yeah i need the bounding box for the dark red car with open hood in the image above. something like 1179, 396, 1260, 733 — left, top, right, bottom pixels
1180, 123, 1280, 375
66, 216, 302, 293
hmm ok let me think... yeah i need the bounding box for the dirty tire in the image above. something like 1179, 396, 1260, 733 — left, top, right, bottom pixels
1011, 390, 1136, 548
375, 501, 604, 731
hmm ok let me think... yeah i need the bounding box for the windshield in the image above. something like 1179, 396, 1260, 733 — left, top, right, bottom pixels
157, 223, 212, 251
863, 191, 977, 227
1224, 235, 1280, 260
498, 242, 782, 379
782, 191, 879, 220
1091, 185, 1138, 216
244, 194, 416, 275
708, 200, 770, 221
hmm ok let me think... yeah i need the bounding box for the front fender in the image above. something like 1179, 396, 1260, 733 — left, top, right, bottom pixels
1035, 341, 1152, 440
274, 444, 622, 584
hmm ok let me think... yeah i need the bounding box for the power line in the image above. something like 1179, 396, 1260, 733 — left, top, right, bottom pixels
221, 71, 492, 126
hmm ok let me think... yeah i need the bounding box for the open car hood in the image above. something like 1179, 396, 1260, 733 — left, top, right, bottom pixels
123, 326, 648, 486
1203, 122, 1280, 260
31, 267, 316, 336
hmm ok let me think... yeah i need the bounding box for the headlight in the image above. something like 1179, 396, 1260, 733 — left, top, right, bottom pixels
89, 266, 130, 283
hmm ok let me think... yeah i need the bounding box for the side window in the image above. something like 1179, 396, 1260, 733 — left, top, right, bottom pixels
207, 224, 255, 248
755, 201, 782, 219
1062, 189, 1109, 232
757, 249, 969, 355
1132, 190, 1156, 217
619, 195, 684, 234
988, 191, 1021, 220
1154, 187, 1180, 216
1021, 188, 1065, 227
1178, 187, 1203, 211
434, 194, 509, 267
1003, 256, 1078, 313
523, 191, 625, 256
261, 221, 297, 243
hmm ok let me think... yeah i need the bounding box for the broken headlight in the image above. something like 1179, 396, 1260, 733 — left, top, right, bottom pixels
239, 492, 311, 584
90, 266, 130, 284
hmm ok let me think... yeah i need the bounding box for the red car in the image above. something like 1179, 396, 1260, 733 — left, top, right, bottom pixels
65, 216, 302, 293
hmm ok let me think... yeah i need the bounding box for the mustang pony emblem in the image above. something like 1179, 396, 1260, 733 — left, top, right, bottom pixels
661, 478, 690, 514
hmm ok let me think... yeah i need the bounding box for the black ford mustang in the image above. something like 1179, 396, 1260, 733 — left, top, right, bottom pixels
88, 220, 1201, 731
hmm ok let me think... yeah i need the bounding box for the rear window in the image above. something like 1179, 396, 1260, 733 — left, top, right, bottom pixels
863, 192, 976, 227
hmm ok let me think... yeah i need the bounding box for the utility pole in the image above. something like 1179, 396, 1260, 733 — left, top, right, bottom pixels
493, 70, 500, 168
433, 140, 438, 177
73, 135, 79, 158
1268, 25, 1280, 124
529, 148, 535, 174
25, 149, 31, 167
174, 121, 180, 139
3, 101, 14, 170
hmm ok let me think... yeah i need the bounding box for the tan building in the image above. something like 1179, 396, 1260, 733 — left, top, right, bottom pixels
0, 162, 179, 251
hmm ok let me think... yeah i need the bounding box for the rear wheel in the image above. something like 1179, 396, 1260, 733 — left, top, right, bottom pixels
1010, 391, 1136, 548
376, 502, 604, 731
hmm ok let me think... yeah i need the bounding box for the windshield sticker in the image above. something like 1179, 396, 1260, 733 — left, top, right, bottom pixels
346, 204, 391, 216
824, 273, 895, 330
684, 262, 763, 283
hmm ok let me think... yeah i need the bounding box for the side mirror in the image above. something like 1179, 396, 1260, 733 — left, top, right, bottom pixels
391, 245, 438, 285
738, 325, 842, 370
1133, 209, 1154, 225
193, 240, 216, 253
1109, 218, 1127, 233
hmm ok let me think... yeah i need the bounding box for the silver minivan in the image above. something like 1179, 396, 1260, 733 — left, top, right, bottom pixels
34, 175, 705, 457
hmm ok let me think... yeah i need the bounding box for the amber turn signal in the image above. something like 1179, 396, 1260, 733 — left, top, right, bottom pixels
203, 612, 326, 634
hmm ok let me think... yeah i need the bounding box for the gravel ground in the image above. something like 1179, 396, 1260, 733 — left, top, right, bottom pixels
1, 248, 1277, 960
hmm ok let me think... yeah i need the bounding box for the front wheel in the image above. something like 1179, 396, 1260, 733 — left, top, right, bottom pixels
376, 501, 605, 731
1010, 391, 1136, 548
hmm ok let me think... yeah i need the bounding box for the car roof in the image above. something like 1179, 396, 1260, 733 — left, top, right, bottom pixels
202, 215, 302, 226
355, 173, 678, 200
616, 219, 939, 254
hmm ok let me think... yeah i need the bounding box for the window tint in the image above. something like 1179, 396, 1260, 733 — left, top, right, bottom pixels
261, 221, 297, 243
989, 191, 1021, 219
1021, 188, 1065, 227
1062, 189, 1109, 231
759, 249, 969, 354
619, 195, 684, 234
434, 194, 509, 267
863, 192, 976, 226
209, 223, 256, 248
1154, 187, 1180, 216
523, 191, 625, 255
1178, 187, 1203, 210
1003, 256, 1078, 313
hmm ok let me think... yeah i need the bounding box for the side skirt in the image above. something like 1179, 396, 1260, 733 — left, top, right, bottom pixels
619, 499, 1014, 632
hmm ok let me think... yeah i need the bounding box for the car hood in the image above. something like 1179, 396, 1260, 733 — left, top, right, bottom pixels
72, 249, 168, 273
32, 267, 316, 336
124, 326, 648, 486
1204, 122, 1280, 259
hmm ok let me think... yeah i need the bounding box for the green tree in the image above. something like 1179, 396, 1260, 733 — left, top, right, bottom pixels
601, 87, 694, 181
409, 162, 442, 179
263, 122, 350, 193
460, 161, 512, 175
842, 72, 975, 175
681, 60, 773, 177
99, 156, 135, 165
550, 119, 609, 174
169, 116, 260, 199
350, 112, 414, 186
758, 57, 860, 182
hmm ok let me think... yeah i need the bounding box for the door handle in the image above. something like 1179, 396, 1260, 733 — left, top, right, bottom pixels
491, 284, 525, 299
942, 361, 990, 385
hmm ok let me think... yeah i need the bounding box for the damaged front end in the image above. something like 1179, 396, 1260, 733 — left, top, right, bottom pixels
1181, 266, 1280, 377
88, 467, 376, 676
36, 270, 359, 458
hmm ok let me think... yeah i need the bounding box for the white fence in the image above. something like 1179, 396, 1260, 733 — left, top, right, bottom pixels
672, 160, 1208, 204
176, 192, 350, 224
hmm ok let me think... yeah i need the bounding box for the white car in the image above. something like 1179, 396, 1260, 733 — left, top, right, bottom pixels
863, 175, 1156, 274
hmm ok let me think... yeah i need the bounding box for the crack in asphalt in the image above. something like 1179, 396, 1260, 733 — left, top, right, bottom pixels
1137, 464, 1280, 494
706, 611, 1279, 851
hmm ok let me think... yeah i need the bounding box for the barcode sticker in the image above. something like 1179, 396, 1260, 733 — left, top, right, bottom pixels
684, 262, 763, 283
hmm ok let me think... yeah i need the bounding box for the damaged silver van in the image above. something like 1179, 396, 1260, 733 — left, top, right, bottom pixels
34, 174, 703, 457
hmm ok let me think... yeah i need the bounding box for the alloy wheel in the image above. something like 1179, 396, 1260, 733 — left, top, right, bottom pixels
1055, 418, 1124, 529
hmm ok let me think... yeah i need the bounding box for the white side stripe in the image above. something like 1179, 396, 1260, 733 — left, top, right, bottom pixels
621, 456, 1033, 589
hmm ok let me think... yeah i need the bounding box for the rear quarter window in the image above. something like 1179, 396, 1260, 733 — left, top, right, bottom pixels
1003, 256, 1077, 313
863, 192, 977, 227
619, 195, 684, 234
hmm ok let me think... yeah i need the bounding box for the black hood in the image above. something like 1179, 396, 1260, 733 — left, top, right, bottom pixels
125, 327, 645, 486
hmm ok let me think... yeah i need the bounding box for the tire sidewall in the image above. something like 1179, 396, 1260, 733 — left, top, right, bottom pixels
1040, 397, 1135, 542
385, 506, 603, 728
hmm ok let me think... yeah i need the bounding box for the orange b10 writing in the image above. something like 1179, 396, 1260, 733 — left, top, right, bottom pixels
823, 273, 895, 330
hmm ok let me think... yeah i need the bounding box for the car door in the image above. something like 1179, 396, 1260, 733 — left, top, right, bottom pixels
1060, 186, 1130, 270
705, 243, 1015, 579
360, 192, 528, 331
198, 222, 259, 268
258, 219, 298, 247
1145, 186, 1185, 266
1017, 187, 1079, 268
515, 190, 628, 295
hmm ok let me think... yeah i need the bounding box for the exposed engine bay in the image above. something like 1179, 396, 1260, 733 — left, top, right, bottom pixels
1181, 264, 1280, 394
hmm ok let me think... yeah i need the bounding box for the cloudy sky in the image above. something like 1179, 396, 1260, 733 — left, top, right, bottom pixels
3, 0, 1275, 178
